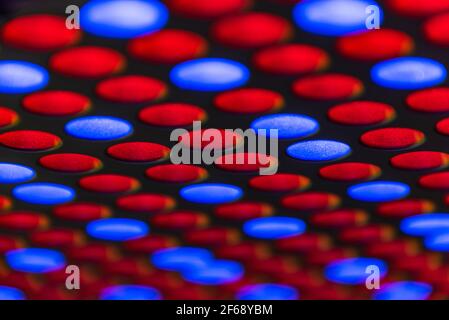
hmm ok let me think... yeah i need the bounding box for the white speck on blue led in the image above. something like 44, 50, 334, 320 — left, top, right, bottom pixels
250, 114, 319, 139
0, 60, 49, 94
400, 213, 449, 236
170, 58, 250, 91
65, 116, 133, 141
180, 183, 243, 204
0, 163, 35, 184
12, 182, 75, 205
293, 0, 383, 36
182, 260, 244, 285
348, 181, 410, 202
0, 286, 25, 300
325, 257, 387, 285
425, 232, 449, 252
101, 285, 161, 300
237, 284, 299, 300
151, 247, 214, 272
287, 140, 351, 161
80, 0, 169, 38
86, 218, 149, 241
6, 248, 66, 273
373, 282, 432, 300
371, 57, 447, 90
243, 217, 306, 239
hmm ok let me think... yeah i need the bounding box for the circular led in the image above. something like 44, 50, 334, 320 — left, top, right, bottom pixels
182, 260, 244, 285
348, 181, 410, 202
151, 247, 214, 272
237, 284, 298, 300
243, 217, 306, 239
5, 248, 66, 273
0, 163, 35, 184
371, 57, 447, 90
425, 232, 449, 252
293, 0, 383, 36
180, 183, 243, 204
250, 114, 319, 139
65, 116, 133, 141
101, 285, 161, 300
287, 140, 351, 161
0, 60, 48, 94
86, 218, 149, 241
13, 182, 75, 205
373, 282, 432, 300
80, 0, 169, 38
400, 213, 449, 236
170, 58, 250, 91
0, 286, 25, 300
325, 257, 387, 285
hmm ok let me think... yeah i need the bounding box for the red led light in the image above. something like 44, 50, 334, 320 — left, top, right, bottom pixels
145, 164, 207, 183
214, 88, 283, 114
139, 103, 207, 127
419, 172, 449, 190
39, 153, 102, 173
391, 151, 449, 170
328, 101, 395, 126
79, 174, 140, 193
53, 202, 111, 221
311, 209, 368, 228
360, 128, 425, 149
107, 142, 170, 162
23, 91, 90, 117
215, 153, 275, 172
319, 162, 381, 182
0, 130, 61, 151
281, 192, 341, 211
292, 74, 363, 100
166, 0, 250, 19
436, 118, 449, 136
151, 211, 208, 230
0, 195, 12, 211
249, 173, 311, 192
387, 0, 449, 17
407, 87, 449, 113
0, 211, 47, 231
0, 107, 19, 128
424, 13, 449, 46
214, 202, 273, 220
377, 199, 435, 218
116, 193, 175, 213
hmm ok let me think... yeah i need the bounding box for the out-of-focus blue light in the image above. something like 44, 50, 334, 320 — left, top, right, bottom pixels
0, 286, 26, 300
65, 116, 133, 141
101, 285, 161, 300
0, 60, 49, 94
151, 247, 214, 272
348, 181, 410, 202
400, 213, 449, 236
0, 163, 35, 184
287, 140, 351, 161
180, 183, 243, 204
87, 218, 149, 241
6, 248, 66, 273
425, 232, 449, 252
325, 257, 387, 285
250, 114, 319, 140
237, 284, 299, 300
373, 281, 432, 300
12, 182, 75, 205
243, 217, 306, 239
182, 260, 244, 285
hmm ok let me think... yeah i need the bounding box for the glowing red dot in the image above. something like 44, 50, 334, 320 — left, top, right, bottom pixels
340, 225, 393, 244
253, 44, 329, 75
151, 211, 208, 230
419, 171, 449, 190
79, 174, 140, 193
139, 103, 207, 127
96, 75, 167, 103
116, 193, 175, 213
0, 130, 61, 151
53, 202, 110, 221
407, 87, 449, 113
424, 13, 449, 46
166, 0, 250, 19
328, 101, 395, 126
50, 46, 125, 78
292, 74, 363, 100
311, 209, 367, 228
436, 118, 449, 136
185, 227, 238, 246
214, 202, 273, 220
319, 162, 381, 181
387, 0, 449, 17
0, 107, 19, 128
179, 129, 242, 149
211, 12, 292, 49
145, 164, 207, 183
124, 235, 173, 253
128, 29, 207, 64
0, 211, 47, 231
39, 153, 102, 173
22, 91, 90, 117
249, 173, 310, 192
214, 88, 283, 114
215, 153, 276, 172
281, 192, 340, 211
107, 142, 170, 162
1, 14, 80, 51
391, 151, 449, 170
0, 235, 20, 254
360, 128, 425, 149
30, 229, 82, 248
0, 195, 12, 211
377, 199, 434, 218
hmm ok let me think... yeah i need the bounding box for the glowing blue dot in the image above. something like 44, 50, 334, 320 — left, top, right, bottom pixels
65, 116, 133, 141
151, 247, 214, 272
0, 286, 25, 300
237, 284, 299, 300
6, 248, 66, 273
81, 0, 169, 39
13, 182, 75, 205
243, 217, 306, 239
101, 285, 161, 300
180, 183, 243, 204
287, 140, 351, 161
0, 60, 49, 94
425, 232, 449, 252
170, 58, 250, 91
371, 57, 447, 90
250, 114, 319, 140
348, 181, 410, 202
325, 258, 388, 285
293, 0, 383, 36
182, 260, 244, 285
400, 214, 449, 236
87, 218, 149, 241
0, 163, 35, 184
373, 282, 432, 300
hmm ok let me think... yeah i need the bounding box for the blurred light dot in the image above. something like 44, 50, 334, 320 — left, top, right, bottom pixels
373, 282, 432, 300
101, 285, 161, 300
13, 182, 75, 205
325, 257, 387, 285
0, 60, 49, 94
237, 284, 299, 300
400, 213, 449, 236
0, 286, 25, 300
87, 218, 149, 241
180, 183, 243, 204
65, 116, 133, 141
287, 140, 351, 161
182, 260, 244, 285
243, 217, 306, 239
151, 247, 214, 272
0, 163, 35, 184
348, 181, 410, 202
425, 232, 449, 252
6, 248, 66, 273
250, 114, 319, 139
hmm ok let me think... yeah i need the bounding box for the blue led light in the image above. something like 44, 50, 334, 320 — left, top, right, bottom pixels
170, 58, 250, 91
12, 182, 75, 205
243, 217, 306, 239
151, 247, 214, 272
371, 57, 447, 90
373, 281, 432, 300
0, 163, 35, 184
0, 60, 49, 94
425, 232, 449, 252
237, 284, 299, 300
348, 181, 410, 202
325, 257, 387, 285
287, 140, 351, 161
250, 114, 319, 140
6, 248, 66, 273
65, 116, 133, 141
400, 214, 449, 236
0, 286, 25, 300
101, 285, 161, 300
293, 0, 383, 36
180, 183, 243, 204
81, 0, 169, 39
87, 218, 149, 241
182, 260, 244, 285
